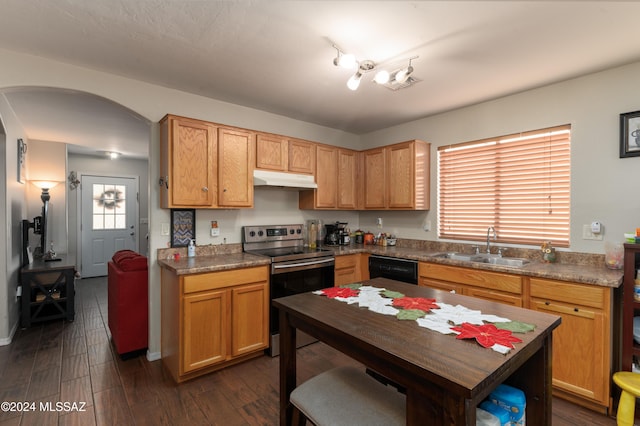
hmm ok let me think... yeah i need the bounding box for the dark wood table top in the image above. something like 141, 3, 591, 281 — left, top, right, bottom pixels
274, 277, 561, 401
21, 255, 76, 273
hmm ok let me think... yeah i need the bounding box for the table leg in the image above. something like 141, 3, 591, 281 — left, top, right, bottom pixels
279, 309, 297, 426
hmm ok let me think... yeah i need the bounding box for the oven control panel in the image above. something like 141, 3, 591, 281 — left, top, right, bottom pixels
242, 224, 303, 243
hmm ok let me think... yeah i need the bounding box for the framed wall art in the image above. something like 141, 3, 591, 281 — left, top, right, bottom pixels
17, 138, 27, 183
620, 110, 640, 158
170, 209, 196, 247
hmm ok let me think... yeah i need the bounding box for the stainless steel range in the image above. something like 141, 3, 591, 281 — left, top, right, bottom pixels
242, 224, 335, 356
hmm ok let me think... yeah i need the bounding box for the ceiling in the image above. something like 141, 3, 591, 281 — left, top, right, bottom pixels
2, 1, 640, 159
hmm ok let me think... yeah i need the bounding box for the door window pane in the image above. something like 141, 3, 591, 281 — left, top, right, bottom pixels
92, 184, 126, 230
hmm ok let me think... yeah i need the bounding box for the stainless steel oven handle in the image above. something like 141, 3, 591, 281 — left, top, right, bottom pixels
272, 257, 335, 270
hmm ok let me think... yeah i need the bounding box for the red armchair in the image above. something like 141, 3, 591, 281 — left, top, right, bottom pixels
107, 250, 148, 358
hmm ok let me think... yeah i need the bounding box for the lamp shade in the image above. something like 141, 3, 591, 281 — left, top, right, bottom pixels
31, 180, 60, 190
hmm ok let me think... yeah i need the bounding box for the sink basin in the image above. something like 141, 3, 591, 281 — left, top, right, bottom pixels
485, 257, 530, 267
434, 252, 530, 268
434, 252, 481, 261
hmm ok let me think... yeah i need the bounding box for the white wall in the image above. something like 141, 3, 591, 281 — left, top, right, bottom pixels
361, 63, 640, 253
0, 93, 28, 344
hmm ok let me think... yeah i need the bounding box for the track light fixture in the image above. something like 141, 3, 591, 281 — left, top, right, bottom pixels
331, 43, 418, 91
394, 58, 415, 84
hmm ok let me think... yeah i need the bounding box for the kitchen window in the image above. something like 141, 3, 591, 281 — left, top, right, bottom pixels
438, 125, 571, 247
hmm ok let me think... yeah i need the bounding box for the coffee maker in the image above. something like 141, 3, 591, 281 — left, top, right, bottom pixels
324, 223, 339, 245
325, 222, 349, 246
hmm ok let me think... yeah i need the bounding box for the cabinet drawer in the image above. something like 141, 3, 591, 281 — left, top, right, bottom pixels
530, 278, 605, 309
419, 263, 521, 294
184, 266, 269, 294
335, 254, 358, 269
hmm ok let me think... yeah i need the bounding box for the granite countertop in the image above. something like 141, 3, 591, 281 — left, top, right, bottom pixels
158, 252, 270, 275
330, 245, 623, 288
157, 243, 624, 288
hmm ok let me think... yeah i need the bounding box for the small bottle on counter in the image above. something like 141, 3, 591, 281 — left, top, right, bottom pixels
309, 222, 317, 249
188, 239, 196, 257
635, 269, 640, 302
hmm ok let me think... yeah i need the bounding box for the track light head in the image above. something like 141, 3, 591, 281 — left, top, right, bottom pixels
347, 71, 363, 91
394, 59, 415, 84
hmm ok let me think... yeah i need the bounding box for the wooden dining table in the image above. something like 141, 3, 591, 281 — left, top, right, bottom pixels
274, 277, 561, 425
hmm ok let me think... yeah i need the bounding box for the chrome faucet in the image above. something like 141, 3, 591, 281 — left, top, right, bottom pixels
486, 226, 497, 254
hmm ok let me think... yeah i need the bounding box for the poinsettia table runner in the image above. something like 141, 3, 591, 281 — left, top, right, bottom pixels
314, 284, 534, 354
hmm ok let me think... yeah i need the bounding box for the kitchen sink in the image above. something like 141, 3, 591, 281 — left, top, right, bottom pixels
484, 256, 530, 267
434, 252, 530, 268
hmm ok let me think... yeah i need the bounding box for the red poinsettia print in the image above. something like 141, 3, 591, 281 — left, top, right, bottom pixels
392, 297, 439, 313
451, 322, 523, 349
320, 287, 359, 299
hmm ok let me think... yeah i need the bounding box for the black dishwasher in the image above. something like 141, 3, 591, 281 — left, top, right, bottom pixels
368, 255, 418, 284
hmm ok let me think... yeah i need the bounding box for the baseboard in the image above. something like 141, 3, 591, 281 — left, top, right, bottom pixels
0, 320, 19, 346
146, 350, 161, 362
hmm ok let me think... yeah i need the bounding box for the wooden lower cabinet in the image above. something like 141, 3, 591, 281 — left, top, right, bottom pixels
335, 254, 361, 286
418, 262, 612, 413
418, 262, 522, 306
528, 277, 611, 413
161, 265, 269, 382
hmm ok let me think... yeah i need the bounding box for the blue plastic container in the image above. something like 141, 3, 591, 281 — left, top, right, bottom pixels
478, 400, 510, 426
489, 384, 526, 425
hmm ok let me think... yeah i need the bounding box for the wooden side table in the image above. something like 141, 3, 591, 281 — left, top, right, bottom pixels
20, 255, 76, 328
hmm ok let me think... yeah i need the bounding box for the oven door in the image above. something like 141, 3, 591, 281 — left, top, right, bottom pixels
269, 257, 334, 356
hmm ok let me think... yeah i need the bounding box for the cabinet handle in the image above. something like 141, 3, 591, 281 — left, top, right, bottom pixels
545, 301, 550, 305
202, 187, 208, 192
574, 307, 579, 312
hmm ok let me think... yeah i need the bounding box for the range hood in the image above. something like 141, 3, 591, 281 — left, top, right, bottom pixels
253, 170, 317, 190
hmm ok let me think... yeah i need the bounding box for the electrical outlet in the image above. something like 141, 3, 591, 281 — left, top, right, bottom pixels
161, 223, 170, 236
211, 220, 220, 237
376, 217, 383, 228
583, 224, 603, 240
423, 220, 431, 232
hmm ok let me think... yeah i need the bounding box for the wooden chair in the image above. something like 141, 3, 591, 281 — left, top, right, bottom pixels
290, 366, 406, 426
613, 371, 640, 426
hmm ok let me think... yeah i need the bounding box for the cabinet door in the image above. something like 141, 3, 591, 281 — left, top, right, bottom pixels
530, 298, 607, 405
182, 289, 228, 373
163, 116, 216, 207
231, 282, 269, 356
387, 142, 415, 209
288, 139, 315, 174
218, 127, 254, 207
315, 145, 338, 208
363, 148, 386, 209
337, 149, 358, 209
256, 133, 287, 171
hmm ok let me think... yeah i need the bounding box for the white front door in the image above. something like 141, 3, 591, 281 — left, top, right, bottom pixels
81, 175, 138, 277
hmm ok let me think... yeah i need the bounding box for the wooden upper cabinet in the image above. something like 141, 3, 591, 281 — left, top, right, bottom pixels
160, 115, 216, 208
299, 145, 359, 210
314, 144, 338, 208
337, 149, 358, 209
218, 127, 255, 208
363, 147, 386, 209
288, 139, 315, 175
362, 140, 430, 210
255, 133, 288, 171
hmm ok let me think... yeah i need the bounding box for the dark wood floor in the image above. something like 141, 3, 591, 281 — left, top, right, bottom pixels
0, 276, 619, 425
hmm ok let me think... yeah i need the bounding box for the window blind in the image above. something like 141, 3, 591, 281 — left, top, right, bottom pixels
438, 125, 571, 247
